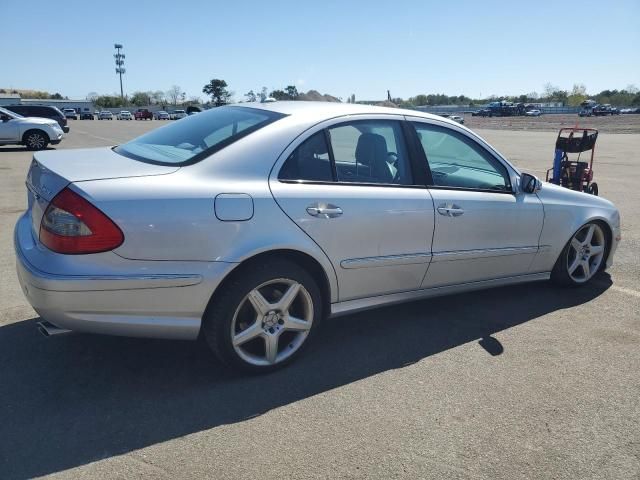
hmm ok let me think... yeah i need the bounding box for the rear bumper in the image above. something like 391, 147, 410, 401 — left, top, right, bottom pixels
14, 213, 237, 340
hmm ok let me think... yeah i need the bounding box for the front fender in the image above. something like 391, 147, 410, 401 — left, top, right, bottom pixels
530, 183, 620, 272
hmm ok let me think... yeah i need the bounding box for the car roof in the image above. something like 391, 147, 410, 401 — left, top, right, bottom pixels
234, 100, 445, 123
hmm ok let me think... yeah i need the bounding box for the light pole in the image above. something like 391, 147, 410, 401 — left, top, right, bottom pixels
114, 43, 126, 105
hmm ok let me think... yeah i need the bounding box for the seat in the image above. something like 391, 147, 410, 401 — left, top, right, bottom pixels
354, 133, 393, 183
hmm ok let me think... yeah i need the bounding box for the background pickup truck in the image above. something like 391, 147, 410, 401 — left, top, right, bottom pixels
134, 109, 153, 120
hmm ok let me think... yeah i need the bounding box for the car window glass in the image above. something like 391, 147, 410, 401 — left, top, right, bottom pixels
115, 106, 283, 165
328, 120, 413, 185
279, 131, 333, 182
412, 122, 510, 191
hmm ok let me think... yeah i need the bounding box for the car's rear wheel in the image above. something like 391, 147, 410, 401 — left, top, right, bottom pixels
203, 259, 322, 373
23, 130, 49, 150
552, 222, 607, 286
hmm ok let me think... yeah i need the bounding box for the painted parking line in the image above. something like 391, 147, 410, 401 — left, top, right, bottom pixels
611, 285, 640, 299
71, 128, 119, 144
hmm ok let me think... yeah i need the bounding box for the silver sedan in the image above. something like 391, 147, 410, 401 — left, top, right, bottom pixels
15, 102, 621, 372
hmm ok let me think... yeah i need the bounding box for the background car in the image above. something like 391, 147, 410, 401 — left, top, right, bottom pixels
117, 110, 133, 120
134, 109, 153, 120
98, 111, 113, 120
3, 104, 69, 132
79, 109, 95, 120
525, 109, 542, 116
154, 110, 170, 120
13, 103, 621, 373
0, 106, 64, 150
449, 115, 464, 124
170, 109, 187, 120
62, 108, 78, 120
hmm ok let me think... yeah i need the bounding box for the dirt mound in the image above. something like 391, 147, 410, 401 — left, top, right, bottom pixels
297, 90, 341, 102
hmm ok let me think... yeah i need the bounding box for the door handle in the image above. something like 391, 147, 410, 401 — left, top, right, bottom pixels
437, 203, 464, 217
306, 204, 343, 218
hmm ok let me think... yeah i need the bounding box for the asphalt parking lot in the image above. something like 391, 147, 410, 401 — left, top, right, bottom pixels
1, 118, 639, 479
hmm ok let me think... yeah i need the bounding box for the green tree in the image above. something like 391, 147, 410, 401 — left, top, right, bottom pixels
285, 85, 298, 99
270, 89, 288, 100
130, 91, 151, 106
202, 79, 231, 106
95, 95, 123, 108
245, 90, 257, 102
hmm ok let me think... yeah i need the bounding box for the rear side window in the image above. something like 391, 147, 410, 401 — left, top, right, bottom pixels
7, 106, 26, 115
35, 107, 53, 117
279, 132, 333, 182
328, 120, 413, 185
114, 106, 285, 165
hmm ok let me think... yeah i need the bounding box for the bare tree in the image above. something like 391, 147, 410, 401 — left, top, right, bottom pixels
166, 85, 182, 106
150, 90, 165, 105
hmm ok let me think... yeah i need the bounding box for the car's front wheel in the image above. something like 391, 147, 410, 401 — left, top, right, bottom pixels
552, 222, 608, 286
23, 130, 49, 150
203, 259, 322, 373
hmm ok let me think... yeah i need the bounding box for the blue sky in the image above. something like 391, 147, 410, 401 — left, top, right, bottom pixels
3, 0, 638, 101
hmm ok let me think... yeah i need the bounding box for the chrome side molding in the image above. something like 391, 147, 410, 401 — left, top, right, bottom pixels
330, 272, 551, 317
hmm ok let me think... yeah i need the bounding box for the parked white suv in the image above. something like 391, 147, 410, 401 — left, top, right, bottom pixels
0, 106, 64, 150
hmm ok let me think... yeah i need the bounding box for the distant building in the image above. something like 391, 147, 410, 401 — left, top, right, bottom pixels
0, 93, 22, 106
20, 98, 94, 111
0, 94, 94, 111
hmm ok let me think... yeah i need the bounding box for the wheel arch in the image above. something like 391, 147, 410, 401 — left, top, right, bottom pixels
206, 248, 335, 324
21, 128, 50, 144
557, 216, 614, 268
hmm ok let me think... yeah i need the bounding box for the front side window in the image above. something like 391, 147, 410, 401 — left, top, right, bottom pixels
114, 106, 285, 165
328, 120, 413, 185
279, 131, 333, 182
412, 122, 511, 191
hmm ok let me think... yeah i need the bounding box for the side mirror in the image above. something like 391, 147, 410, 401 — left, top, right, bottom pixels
1, 115, 10, 123
520, 173, 541, 194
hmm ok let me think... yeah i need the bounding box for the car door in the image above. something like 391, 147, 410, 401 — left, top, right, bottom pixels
409, 119, 544, 288
270, 116, 435, 302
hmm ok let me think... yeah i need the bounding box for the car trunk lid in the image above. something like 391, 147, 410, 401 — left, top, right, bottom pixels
26, 147, 179, 239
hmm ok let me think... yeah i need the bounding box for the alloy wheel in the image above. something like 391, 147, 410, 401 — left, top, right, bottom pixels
231, 278, 313, 366
27, 133, 45, 150
567, 223, 606, 283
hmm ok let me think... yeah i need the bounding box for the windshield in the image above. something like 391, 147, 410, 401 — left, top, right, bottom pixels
114, 106, 285, 166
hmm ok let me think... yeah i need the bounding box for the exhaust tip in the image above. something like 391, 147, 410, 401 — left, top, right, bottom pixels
37, 321, 72, 337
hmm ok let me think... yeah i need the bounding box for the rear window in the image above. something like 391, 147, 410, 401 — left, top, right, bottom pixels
114, 106, 285, 166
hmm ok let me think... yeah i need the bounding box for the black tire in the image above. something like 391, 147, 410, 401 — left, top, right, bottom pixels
588, 183, 599, 196
23, 130, 49, 150
203, 258, 323, 373
551, 221, 608, 287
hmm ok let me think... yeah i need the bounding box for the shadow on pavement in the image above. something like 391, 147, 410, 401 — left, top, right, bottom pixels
0, 276, 612, 479
0, 147, 56, 153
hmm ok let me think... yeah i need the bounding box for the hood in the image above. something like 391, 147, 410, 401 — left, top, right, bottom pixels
18, 116, 59, 127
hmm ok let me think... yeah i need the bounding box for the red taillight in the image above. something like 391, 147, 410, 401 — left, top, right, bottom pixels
39, 188, 124, 254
